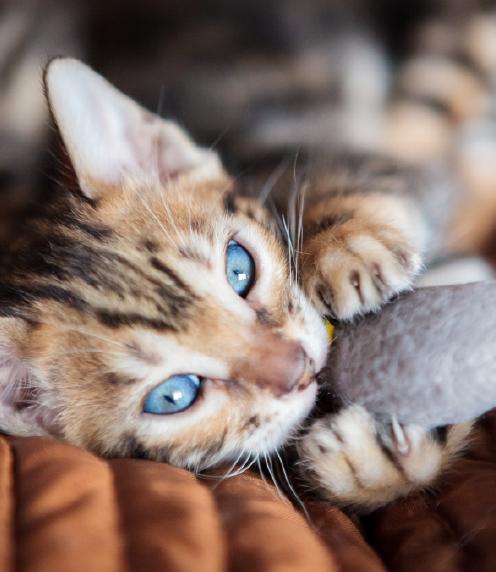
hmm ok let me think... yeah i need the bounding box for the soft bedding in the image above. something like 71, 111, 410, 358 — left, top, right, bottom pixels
1, 411, 495, 571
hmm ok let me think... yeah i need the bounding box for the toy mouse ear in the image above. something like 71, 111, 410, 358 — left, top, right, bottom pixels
44, 58, 222, 199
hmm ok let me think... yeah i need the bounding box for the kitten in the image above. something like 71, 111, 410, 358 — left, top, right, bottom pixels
0, 49, 489, 510
0, 59, 328, 471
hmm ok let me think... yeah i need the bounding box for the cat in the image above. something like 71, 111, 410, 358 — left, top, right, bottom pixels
1, 3, 496, 511
0, 58, 329, 472
0, 55, 476, 510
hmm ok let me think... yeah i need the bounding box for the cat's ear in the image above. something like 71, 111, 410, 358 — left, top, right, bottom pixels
44, 58, 222, 199
0, 318, 47, 436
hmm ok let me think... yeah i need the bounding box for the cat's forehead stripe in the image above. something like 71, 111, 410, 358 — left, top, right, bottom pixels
140, 239, 161, 254
223, 191, 238, 214
29, 205, 114, 242
0, 222, 198, 331
177, 246, 212, 268
149, 257, 192, 293
95, 309, 184, 331
104, 372, 139, 386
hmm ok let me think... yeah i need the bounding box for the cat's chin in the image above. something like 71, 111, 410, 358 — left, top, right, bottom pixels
241, 379, 318, 458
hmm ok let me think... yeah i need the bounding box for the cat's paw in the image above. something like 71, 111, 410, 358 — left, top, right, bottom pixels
296, 406, 469, 511
304, 231, 422, 320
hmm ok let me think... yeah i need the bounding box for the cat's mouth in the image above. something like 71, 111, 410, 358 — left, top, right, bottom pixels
296, 373, 316, 393
295, 353, 319, 393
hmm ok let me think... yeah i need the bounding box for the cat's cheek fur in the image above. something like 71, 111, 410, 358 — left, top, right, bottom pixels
238, 382, 318, 456
0, 321, 47, 437
110, 380, 317, 470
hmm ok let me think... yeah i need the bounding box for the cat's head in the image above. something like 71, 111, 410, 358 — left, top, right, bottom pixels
0, 59, 327, 470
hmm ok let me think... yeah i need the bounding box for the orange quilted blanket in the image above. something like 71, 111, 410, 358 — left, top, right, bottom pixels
1, 412, 495, 571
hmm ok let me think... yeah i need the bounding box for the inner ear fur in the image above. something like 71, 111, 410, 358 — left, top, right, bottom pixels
0, 318, 48, 437
44, 57, 223, 200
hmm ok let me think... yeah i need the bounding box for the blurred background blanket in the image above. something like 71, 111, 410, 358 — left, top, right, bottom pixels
3, 0, 496, 251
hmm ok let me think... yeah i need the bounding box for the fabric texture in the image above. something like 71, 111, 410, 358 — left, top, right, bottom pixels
1, 411, 496, 571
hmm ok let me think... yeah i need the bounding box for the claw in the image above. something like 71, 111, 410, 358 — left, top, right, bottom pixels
391, 416, 410, 456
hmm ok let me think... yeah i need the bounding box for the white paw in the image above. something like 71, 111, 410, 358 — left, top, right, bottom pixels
307, 233, 422, 320
297, 406, 444, 510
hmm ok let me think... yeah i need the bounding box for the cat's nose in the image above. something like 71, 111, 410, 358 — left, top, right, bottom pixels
232, 336, 311, 395
285, 344, 309, 392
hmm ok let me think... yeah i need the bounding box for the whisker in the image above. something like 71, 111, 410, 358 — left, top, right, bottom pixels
286, 150, 307, 282
224, 456, 257, 479
274, 449, 313, 525
266, 195, 284, 240
210, 448, 247, 487
33, 320, 126, 350
202, 456, 257, 484
281, 215, 295, 286
256, 457, 268, 487
143, 186, 180, 244
208, 123, 235, 153
264, 452, 286, 501
199, 450, 257, 484
287, 185, 299, 282
258, 158, 290, 206
157, 187, 185, 245
51, 348, 125, 358
296, 184, 307, 282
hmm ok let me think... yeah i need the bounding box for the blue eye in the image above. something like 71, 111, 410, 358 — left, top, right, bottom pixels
143, 374, 201, 415
226, 240, 255, 297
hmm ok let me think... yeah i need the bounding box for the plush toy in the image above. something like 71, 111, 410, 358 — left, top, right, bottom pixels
320, 281, 496, 428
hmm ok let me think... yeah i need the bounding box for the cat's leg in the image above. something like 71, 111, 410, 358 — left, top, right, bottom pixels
297, 405, 472, 511
301, 155, 429, 320
382, 9, 496, 163
380, 10, 496, 251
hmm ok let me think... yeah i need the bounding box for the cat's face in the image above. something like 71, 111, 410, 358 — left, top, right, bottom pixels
0, 59, 327, 470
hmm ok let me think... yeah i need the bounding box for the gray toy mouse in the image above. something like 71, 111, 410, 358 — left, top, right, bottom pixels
320, 281, 496, 428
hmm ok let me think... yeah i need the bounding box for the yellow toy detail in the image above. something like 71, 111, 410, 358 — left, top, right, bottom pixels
324, 319, 335, 344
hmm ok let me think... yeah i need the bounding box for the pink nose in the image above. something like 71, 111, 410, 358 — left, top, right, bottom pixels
232, 335, 310, 395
